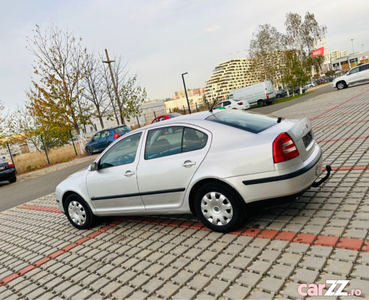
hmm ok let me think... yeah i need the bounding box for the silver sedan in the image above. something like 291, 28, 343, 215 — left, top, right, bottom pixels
56, 110, 331, 233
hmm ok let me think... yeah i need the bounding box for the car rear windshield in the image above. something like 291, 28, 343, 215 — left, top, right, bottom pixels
206, 110, 277, 133
114, 125, 130, 133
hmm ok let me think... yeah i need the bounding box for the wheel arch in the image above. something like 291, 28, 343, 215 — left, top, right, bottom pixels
188, 178, 247, 216
62, 191, 90, 211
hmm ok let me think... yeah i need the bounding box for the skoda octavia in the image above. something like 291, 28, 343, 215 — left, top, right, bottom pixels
56, 110, 330, 233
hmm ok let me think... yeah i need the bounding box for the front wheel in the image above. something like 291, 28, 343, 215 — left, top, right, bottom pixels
336, 81, 347, 90
86, 147, 93, 155
194, 182, 246, 233
64, 194, 94, 229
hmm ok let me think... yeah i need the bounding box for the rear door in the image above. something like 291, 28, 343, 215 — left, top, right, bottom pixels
137, 125, 210, 210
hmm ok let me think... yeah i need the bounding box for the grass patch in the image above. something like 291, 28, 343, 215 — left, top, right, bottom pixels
13, 143, 87, 175
250, 92, 313, 109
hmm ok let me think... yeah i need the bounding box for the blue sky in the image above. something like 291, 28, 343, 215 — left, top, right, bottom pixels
1, 0, 368, 111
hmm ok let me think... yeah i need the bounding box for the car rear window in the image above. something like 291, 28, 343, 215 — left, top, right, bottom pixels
114, 125, 130, 133
207, 110, 277, 133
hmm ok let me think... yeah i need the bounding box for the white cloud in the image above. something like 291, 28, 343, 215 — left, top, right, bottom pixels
206, 24, 221, 32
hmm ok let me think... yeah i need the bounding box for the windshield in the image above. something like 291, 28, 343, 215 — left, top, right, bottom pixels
207, 110, 277, 133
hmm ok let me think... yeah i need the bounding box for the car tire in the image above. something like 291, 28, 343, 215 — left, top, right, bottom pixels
64, 194, 94, 229
9, 177, 16, 183
276, 94, 282, 99
194, 182, 246, 233
257, 100, 264, 107
86, 147, 93, 155
336, 81, 347, 90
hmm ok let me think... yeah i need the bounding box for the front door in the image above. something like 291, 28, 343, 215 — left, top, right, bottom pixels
137, 126, 210, 210
86, 132, 144, 214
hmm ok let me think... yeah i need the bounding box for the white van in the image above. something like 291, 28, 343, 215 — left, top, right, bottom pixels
226, 81, 277, 107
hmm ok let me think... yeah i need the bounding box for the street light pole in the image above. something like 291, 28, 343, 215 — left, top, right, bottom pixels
181, 72, 191, 114
351, 39, 355, 53
103, 49, 125, 124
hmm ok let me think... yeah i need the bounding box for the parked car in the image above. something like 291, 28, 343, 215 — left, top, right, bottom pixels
57, 110, 331, 233
85, 125, 131, 155
305, 82, 316, 88
0, 158, 16, 183
276, 86, 307, 98
332, 63, 369, 90
227, 81, 276, 107
151, 113, 182, 123
213, 99, 250, 110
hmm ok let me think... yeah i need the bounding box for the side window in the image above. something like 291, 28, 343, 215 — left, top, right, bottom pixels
144, 126, 208, 160
183, 128, 208, 152
159, 116, 166, 121
359, 64, 369, 71
101, 130, 110, 138
152, 118, 158, 123
92, 132, 101, 141
223, 101, 231, 106
349, 68, 359, 75
99, 133, 142, 169
214, 103, 222, 109
145, 127, 183, 159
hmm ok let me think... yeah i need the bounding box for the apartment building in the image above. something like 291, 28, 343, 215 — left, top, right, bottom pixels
204, 58, 258, 103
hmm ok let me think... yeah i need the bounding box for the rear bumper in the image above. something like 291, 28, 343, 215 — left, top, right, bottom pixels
0, 168, 16, 181
226, 147, 328, 204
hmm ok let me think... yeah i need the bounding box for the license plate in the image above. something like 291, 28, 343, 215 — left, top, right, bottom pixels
0, 166, 5, 171
302, 131, 313, 148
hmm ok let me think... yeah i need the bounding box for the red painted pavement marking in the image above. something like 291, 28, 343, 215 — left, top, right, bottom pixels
331, 166, 369, 172
311, 89, 369, 121
17, 205, 62, 213
0, 220, 122, 287
317, 136, 368, 143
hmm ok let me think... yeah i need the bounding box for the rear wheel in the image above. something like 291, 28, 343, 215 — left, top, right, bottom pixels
276, 94, 282, 99
336, 81, 347, 90
194, 182, 246, 233
64, 194, 94, 229
9, 177, 16, 183
257, 100, 264, 107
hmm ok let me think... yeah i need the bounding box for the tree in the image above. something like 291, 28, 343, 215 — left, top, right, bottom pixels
26, 25, 91, 135
0, 100, 5, 138
249, 24, 284, 85
83, 53, 111, 129
119, 75, 147, 123
284, 12, 326, 90
102, 55, 146, 125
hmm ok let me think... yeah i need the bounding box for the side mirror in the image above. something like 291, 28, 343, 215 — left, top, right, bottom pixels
89, 162, 98, 171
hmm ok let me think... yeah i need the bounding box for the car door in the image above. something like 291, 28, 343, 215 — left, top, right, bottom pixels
137, 125, 210, 210
97, 130, 110, 150
346, 67, 360, 84
86, 132, 145, 213
358, 64, 369, 82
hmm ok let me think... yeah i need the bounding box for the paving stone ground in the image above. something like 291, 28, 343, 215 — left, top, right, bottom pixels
0, 84, 369, 299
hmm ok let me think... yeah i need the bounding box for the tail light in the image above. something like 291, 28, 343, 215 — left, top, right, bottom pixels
238, 101, 243, 105
266, 93, 269, 99
8, 163, 14, 168
113, 133, 121, 139
273, 132, 299, 163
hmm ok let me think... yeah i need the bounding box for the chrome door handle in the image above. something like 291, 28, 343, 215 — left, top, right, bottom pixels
182, 160, 196, 168
124, 170, 135, 177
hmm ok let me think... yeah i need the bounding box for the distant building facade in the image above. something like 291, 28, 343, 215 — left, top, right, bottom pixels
165, 88, 206, 113
204, 58, 258, 103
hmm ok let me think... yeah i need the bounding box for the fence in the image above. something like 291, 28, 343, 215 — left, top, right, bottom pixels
0, 132, 87, 176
